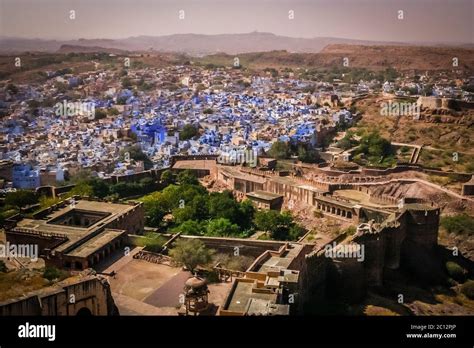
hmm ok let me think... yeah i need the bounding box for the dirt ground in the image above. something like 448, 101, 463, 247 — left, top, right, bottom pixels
104, 254, 232, 315
107, 258, 182, 302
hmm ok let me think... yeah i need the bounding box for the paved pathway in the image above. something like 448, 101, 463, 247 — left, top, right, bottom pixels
112, 292, 177, 316
143, 270, 192, 307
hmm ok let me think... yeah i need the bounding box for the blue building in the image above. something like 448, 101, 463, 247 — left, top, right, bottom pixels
131, 118, 167, 146
12, 164, 40, 189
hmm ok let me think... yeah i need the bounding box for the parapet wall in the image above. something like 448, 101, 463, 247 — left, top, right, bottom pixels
103, 168, 166, 184
167, 235, 286, 258
106, 202, 145, 235
169, 154, 219, 167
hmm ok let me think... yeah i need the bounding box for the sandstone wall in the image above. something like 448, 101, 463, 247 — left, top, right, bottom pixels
0, 275, 118, 316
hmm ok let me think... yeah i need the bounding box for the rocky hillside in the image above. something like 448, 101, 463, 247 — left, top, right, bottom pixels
197, 45, 474, 71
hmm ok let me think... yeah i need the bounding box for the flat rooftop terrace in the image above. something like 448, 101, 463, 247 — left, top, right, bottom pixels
226, 280, 277, 313
66, 229, 125, 258
172, 160, 216, 170
246, 190, 283, 201
13, 200, 139, 253
220, 167, 266, 184
255, 243, 303, 273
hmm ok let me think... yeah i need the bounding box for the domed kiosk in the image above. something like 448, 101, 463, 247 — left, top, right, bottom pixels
182, 276, 210, 316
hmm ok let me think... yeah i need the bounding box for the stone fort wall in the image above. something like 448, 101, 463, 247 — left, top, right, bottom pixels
298, 205, 440, 312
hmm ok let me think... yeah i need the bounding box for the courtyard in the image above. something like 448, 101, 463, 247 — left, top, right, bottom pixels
101, 248, 232, 315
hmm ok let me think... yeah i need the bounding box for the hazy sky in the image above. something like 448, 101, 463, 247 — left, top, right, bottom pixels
0, 0, 472, 42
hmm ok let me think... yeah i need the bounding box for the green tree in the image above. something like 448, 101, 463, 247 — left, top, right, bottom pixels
160, 170, 175, 186
288, 224, 306, 241
254, 210, 301, 240
69, 181, 94, 197
270, 211, 295, 240
356, 131, 394, 165
142, 191, 173, 227
268, 141, 290, 159
337, 131, 358, 150
180, 124, 199, 140
109, 182, 140, 198
177, 170, 199, 185
175, 220, 205, 236
174, 183, 208, 206
121, 77, 132, 89
39, 196, 61, 209
206, 218, 240, 237
298, 145, 320, 163
209, 191, 241, 223
169, 239, 214, 273
89, 178, 110, 198
5, 190, 38, 208
117, 96, 128, 105
237, 199, 256, 230
382, 67, 399, 82
120, 145, 153, 169
422, 84, 433, 96
108, 107, 120, 116
189, 195, 210, 221
94, 108, 107, 120
254, 210, 281, 234
43, 266, 65, 281
173, 205, 198, 225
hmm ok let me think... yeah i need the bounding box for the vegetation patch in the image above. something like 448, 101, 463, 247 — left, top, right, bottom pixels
441, 214, 474, 236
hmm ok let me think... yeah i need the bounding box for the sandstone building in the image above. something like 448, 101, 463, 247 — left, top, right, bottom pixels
0, 270, 118, 316
5, 199, 144, 270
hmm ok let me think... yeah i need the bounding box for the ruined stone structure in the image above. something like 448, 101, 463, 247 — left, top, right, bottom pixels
417, 96, 457, 110
0, 271, 119, 316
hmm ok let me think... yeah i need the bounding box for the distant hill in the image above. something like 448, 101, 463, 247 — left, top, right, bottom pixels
197, 45, 474, 71
57, 44, 128, 55
318, 44, 474, 71
0, 32, 471, 55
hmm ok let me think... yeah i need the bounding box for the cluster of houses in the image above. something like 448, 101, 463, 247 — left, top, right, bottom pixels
4, 62, 472, 190
0, 63, 358, 189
